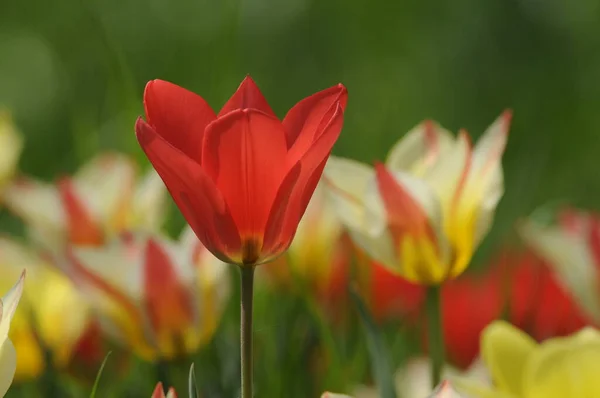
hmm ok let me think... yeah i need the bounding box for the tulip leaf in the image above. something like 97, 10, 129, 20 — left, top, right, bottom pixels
90, 351, 112, 398
350, 288, 397, 398
188, 363, 199, 398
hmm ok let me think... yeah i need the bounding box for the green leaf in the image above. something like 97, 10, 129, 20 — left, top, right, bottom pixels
350, 288, 396, 398
90, 351, 112, 398
188, 363, 199, 398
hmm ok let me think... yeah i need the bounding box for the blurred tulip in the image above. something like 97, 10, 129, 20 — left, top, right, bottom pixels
151, 382, 177, 398
0, 111, 23, 195
321, 393, 352, 398
0, 237, 92, 381
520, 208, 600, 323
362, 259, 425, 322
324, 111, 511, 284
0, 271, 25, 397
262, 181, 350, 306
3, 152, 166, 252
135, 76, 347, 265
456, 321, 600, 397
63, 228, 230, 360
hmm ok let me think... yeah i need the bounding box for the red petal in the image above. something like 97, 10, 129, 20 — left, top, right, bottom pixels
218, 76, 276, 118
151, 383, 166, 398
202, 109, 288, 241
283, 84, 347, 155
58, 178, 104, 245
374, 163, 437, 245
136, 119, 241, 262
143, 239, 193, 337
263, 103, 345, 255
144, 79, 216, 163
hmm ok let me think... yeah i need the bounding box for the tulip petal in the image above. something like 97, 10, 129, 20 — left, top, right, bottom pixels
375, 164, 446, 283
462, 111, 511, 247
202, 109, 288, 242
218, 76, 276, 117
0, 339, 16, 397
481, 321, 536, 396
0, 271, 25, 342
59, 178, 105, 245
519, 218, 600, 322
523, 328, 600, 398
386, 120, 454, 176
2, 177, 65, 232
74, 153, 137, 234
283, 84, 347, 156
144, 79, 216, 163
143, 239, 193, 348
132, 169, 167, 230
136, 119, 241, 261
263, 103, 345, 256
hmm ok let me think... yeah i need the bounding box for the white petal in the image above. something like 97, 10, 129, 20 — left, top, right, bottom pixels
323, 156, 375, 231
386, 120, 454, 176
0, 271, 25, 343
0, 339, 16, 397
2, 178, 65, 232
132, 169, 167, 231
74, 152, 136, 229
520, 219, 600, 322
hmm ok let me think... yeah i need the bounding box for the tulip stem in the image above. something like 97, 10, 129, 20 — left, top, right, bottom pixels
425, 285, 445, 389
240, 266, 255, 398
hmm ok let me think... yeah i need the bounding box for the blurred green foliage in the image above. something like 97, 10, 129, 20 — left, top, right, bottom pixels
1, 0, 600, 396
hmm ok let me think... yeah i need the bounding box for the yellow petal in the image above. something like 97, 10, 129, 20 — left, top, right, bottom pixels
523, 327, 600, 398
386, 120, 454, 176
0, 271, 25, 342
481, 321, 536, 396
0, 339, 17, 397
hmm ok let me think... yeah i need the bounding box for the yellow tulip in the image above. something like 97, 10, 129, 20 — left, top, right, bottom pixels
324, 112, 511, 284
0, 271, 25, 397
2, 152, 166, 251
455, 321, 600, 398
0, 111, 23, 196
520, 209, 600, 322
0, 237, 91, 380
64, 227, 230, 360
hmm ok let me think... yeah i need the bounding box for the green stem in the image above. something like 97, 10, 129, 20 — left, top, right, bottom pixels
425, 285, 445, 389
240, 266, 255, 398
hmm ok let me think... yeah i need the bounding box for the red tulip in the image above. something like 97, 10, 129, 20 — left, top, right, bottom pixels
136, 76, 347, 265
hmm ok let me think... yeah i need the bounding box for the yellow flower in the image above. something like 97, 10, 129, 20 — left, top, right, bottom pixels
2, 152, 166, 251
519, 209, 600, 322
64, 227, 230, 360
0, 237, 90, 380
455, 321, 600, 398
0, 271, 25, 397
0, 111, 23, 195
324, 112, 511, 284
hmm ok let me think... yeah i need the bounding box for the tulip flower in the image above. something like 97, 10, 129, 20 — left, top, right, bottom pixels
520, 208, 600, 324
0, 111, 23, 195
64, 228, 230, 360
152, 382, 177, 398
324, 111, 511, 284
455, 321, 600, 397
0, 237, 94, 381
135, 76, 347, 266
0, 271, 25, 397
3, 152, 166, 251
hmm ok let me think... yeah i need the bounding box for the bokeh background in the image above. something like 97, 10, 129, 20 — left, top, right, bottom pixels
1, 0, 600, 396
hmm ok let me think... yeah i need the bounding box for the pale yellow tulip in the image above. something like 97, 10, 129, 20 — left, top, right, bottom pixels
0, 271, 25, 397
